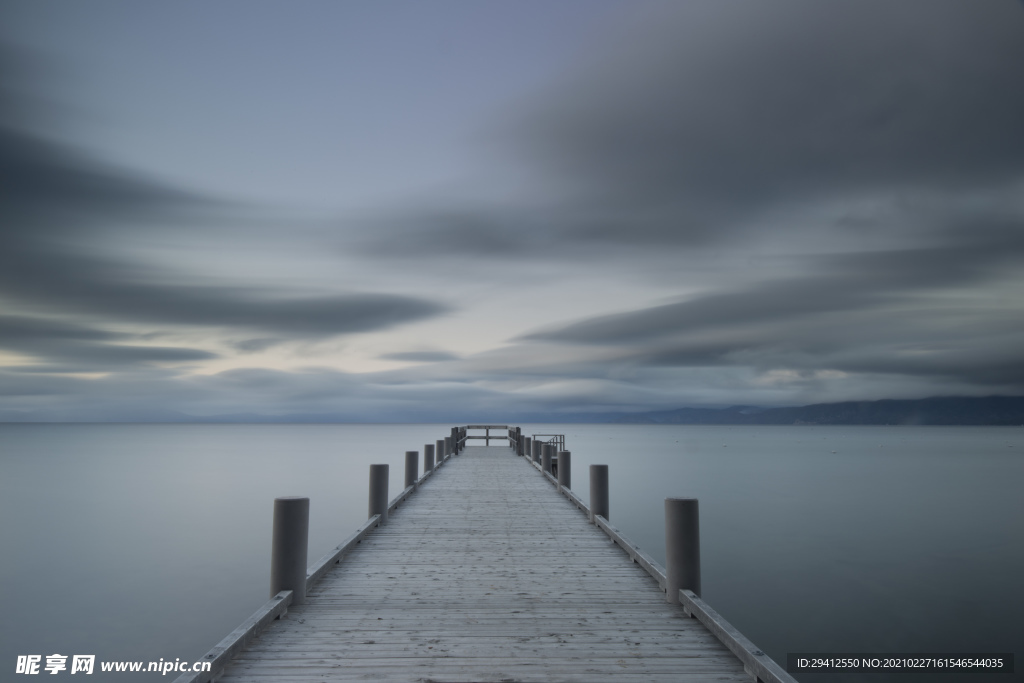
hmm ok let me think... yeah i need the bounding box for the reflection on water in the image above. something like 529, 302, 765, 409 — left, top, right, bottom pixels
2, 424, 1021, 682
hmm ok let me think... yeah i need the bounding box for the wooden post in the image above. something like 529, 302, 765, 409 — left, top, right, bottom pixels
451, 427, 458, 454
557, 450, 571, 491
369, 464, 389, 523
665, 498, 701, 601
424, 444, 435, 472
436, 439, 445, 464
542, 443, 552, 475
533, 439, 541, 464
516, 427, 522, 455
270, 496, 309, 605
589, 464, 609, 524
444, 436, 451, 459
485, 427, 490, 447
405, 451, 418, 489
524, 436, 532, 459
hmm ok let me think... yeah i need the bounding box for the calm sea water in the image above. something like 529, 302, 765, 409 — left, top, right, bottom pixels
1, 424, 1021, 682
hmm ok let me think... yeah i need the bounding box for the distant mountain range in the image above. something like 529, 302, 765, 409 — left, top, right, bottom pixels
3, 396, 1023, 425
606, 396, 1024, 426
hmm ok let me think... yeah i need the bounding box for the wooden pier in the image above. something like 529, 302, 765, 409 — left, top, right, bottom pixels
177, 427, 795, 683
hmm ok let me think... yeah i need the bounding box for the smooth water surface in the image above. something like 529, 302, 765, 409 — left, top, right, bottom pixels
2, 424, 1021, 682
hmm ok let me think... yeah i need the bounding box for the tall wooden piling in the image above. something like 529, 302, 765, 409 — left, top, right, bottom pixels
368, 465, 389, 523
270, 496, 309, 605
665, 497, 701, 601
590, 464, 609, 523
557, 450, 571, 490
405, 451, 418, 489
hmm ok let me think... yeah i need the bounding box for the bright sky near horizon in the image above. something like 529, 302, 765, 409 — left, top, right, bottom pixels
2, 1, 1024, 421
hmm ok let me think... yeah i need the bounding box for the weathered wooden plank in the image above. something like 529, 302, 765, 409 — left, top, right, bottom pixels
304, 514, 381, 592
596, 515, 668, 590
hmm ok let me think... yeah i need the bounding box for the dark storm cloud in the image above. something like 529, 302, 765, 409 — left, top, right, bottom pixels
526, 233, 1024, 346
523, 257, 1024, 390
353, 1, 1024, 256
346, 1, 1024, 405
522, 0, 1024, 244
0, 45, 447, 340
0, 314, 218, 371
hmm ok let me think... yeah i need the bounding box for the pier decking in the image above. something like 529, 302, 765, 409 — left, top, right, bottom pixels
180, 430, 794, 683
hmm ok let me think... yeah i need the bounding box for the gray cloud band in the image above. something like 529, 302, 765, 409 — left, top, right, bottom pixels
0, 53, 449, 347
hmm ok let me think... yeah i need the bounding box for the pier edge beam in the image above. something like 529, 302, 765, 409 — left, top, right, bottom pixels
665, 497, 701, 601
369, 464, 389, 523
270, 496, 309, 605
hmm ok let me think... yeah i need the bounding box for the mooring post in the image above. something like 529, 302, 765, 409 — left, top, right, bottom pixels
665, 498, 701, 601
444, 436, 452, 459
524, 436, 531, 458
270, 496, 309, 605
589, 464, 609, 524
557, 450, 571, 491
369, 464, 389, 523
533, 439, 541, 464
516, 427, 522, 455
542, 443, 552, 475
405, 450, 418, 489
424, 443, 435, 472
451, 427, 458, 454
436, 439, 445, 464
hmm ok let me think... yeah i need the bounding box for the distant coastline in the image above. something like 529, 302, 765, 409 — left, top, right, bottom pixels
2, 396, 1024, 426
603, 396, 1024, 426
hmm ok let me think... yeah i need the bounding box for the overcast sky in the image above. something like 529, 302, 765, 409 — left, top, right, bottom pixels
2, 0, 1023, 421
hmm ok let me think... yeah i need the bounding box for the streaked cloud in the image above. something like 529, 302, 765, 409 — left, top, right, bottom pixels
1, 2, 1023, 420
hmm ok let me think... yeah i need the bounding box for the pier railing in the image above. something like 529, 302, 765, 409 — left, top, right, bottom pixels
176, 424, 796, 683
